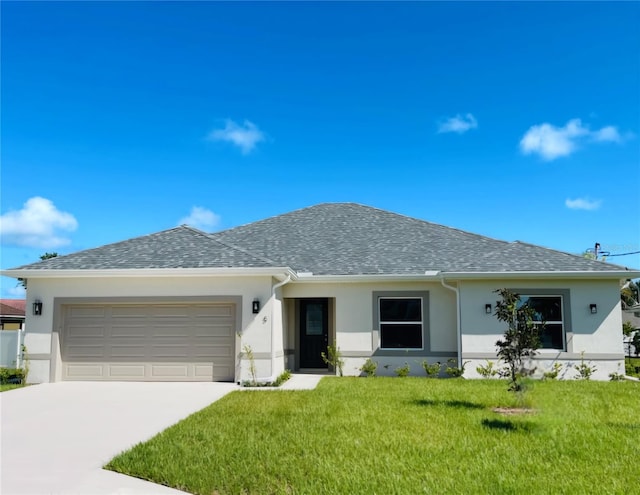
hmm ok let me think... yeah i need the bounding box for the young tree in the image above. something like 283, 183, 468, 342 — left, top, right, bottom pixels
494, 288, 541, 392
621, 280, 640, 309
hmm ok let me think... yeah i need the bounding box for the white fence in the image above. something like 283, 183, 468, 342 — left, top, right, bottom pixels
0, 330, 24, 368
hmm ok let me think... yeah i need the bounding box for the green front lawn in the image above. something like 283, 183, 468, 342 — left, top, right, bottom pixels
107, 378, 638, 494
0, 383, 24, 392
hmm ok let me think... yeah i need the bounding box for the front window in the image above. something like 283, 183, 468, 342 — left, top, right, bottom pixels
519, 295, 565, 350
379, 297, 423, 349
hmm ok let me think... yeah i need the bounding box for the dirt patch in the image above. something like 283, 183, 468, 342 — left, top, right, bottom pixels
492, 407, 536, 416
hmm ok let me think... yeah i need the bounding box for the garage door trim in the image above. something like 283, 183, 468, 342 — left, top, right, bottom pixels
52, 296, 242, 382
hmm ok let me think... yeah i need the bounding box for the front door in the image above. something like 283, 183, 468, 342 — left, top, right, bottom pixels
299, 299, 328, 368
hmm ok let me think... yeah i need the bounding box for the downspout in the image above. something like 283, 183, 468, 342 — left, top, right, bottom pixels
440, 277, 462, 369
261, 275, 292, 383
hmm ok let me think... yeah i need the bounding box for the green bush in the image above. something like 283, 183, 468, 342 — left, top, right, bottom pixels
445, 358, 469, 378
421, 360, 442, 377
359, 358, 378, 377
475, 360, 498, 378
0, 367, 26, 385
394, 362, 410, 377
273, 370, 292, 387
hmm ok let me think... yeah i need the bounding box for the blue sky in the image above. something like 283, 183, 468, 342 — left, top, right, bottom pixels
1, 1, 639, 297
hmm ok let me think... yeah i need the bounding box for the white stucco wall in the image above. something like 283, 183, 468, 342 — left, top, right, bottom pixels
283, 281, 458, 376
23, 275, 275, 383
458, 279, 625, 380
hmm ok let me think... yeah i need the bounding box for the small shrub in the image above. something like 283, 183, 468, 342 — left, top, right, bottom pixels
609, 372, 625, 381
359, 358, 378, 377
476, 360, 498, 378
574, 352, 597, 380
542, 362, 563, 380
445, 358, 469, 378
273, 369, 292, 387
321, 344, 345, 377
421, 360, 441, 378
0, 368, 26, 385
242, 344, 258, 387
394, 362, 410, 377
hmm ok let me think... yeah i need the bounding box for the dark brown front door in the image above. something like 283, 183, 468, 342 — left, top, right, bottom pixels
300, 299, 328, 368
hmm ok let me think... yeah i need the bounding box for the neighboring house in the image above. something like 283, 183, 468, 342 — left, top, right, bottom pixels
0, 299, 26, 331
2, 203, 638, 383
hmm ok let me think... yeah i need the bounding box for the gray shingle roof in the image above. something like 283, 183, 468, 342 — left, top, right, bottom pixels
6, 203, 634, 275
11, 226, 277, 270
211, 203, 632, 275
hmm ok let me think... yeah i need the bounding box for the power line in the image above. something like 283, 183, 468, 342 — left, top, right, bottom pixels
606, 250, 640, 257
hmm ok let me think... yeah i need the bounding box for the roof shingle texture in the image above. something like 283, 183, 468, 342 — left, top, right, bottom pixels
9, 203, 633, 274
12, 226, 276, 270
211, 203, 630, 275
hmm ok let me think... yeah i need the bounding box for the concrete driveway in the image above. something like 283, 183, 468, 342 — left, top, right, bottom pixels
0, 382, 238, 495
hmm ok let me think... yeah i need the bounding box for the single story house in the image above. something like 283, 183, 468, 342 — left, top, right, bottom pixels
3, 203, 638, 383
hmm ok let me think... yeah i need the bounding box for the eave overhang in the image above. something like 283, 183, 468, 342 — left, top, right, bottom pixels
1, 267, 298, 282
439, 270, 640, 280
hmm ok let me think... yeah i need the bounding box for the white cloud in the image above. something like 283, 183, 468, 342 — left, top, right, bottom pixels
178, 206, 221, 231
5, 286, 26, 297
437, 113, 478, 134
592, 125, 621, 143
520, 118, 623, 160
0, 197, 78, 248
207, 119, 265, 154
565, 197, 602, 211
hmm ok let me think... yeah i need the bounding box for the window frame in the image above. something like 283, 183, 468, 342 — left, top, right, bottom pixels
509, 289, 572, 352
376, 295, 425, 351
519, 294, 566, 351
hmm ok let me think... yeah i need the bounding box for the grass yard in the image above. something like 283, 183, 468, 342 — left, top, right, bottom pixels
0, 383, 24, 392
107, 378, 639, 495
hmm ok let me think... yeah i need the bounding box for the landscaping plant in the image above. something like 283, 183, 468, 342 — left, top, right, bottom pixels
421, 360, 442, 377
445, 358, 469, 378
573, 352, 597, 380
494, 288, 540, 392
394, 362, 410, 377
476, 360, 498, 378
321, 343, 344, 377
359, 358, 378, 377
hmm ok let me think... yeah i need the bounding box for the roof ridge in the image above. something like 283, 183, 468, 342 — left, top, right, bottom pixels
511, 240, 631, 270
189, 228, 282, 267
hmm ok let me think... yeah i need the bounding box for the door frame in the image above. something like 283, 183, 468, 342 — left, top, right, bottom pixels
295, 298, 333, 370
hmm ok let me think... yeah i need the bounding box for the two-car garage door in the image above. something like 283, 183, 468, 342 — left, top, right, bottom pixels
61, 302, 236, 381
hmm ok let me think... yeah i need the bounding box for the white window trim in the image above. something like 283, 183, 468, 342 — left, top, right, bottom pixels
378, 296, 424, 351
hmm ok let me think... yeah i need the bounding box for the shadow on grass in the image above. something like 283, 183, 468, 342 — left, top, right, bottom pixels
481, 418, 538, 433
607, 422, 640, 430
412, 399, 484, 409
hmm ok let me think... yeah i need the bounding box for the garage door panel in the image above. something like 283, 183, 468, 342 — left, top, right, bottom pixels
69, 306, 107, 318
108, 364, 146, 378
110, 344, 147, 359
62, 302, 236, 381
151, 364, 189, 377
66, 325, 105, 338
111, 326, 147, 338
66, 364, 104, 378
151, 326, 193, 338
196, 305, 233, 317
66, 344, 106, 359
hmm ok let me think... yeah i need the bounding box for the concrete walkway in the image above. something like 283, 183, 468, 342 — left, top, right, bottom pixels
0, 382, 237, 495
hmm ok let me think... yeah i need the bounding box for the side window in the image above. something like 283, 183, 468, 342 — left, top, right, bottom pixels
519, 295, 565, 350
379, 298, 423, 349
